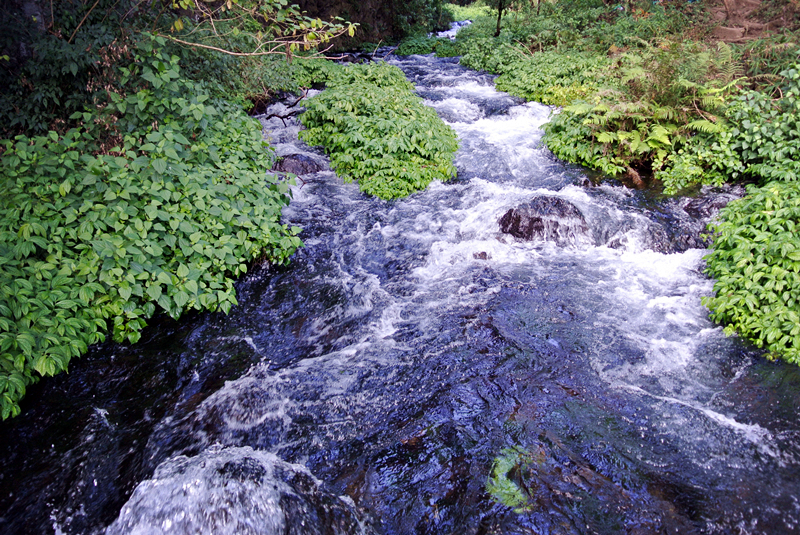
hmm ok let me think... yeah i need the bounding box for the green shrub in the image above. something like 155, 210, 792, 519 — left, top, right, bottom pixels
0, 0, 127, 136
434, 39, 465, 57
459, 38, 523, 74
444, 2, 493, 22
704, 181, 800, 365
655, 64, 800, 193
299, 62, 458, 199
495, 50, 610, 106
542, 42, 739, 181
0, 37, 301, 419
655, 129, 744, 194
727, 67, 800, 182
397, 36, 441, 56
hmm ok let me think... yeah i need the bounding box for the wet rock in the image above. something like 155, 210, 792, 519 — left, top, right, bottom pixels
272, 153, 326, 176
106, 446, 369, 535
498, 196, 591, 247
656, 185, 745, 252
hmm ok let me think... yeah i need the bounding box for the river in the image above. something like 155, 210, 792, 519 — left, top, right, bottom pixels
1, 51, 800, 535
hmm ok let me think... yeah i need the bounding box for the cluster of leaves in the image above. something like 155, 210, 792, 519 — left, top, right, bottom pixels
735, 34, 800, 93
164, 0, 358, 58
704, 181, 800, 364
656, 65, 800, 194
0, 37, 301, 419
542, 41, 739, 183
0, 0, 129, 136
458, 38, 525, 74
393, 0, 454, 36
395, 35, 465, 57
486, 446, 538, 513
495, 50, 611, 106
443, 2, 493, 22
697, 66, 800, 365
299, 62, 458, 199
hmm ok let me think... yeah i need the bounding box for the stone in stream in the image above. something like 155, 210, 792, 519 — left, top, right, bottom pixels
272, 153, 326, 176
498, 196, 591, 247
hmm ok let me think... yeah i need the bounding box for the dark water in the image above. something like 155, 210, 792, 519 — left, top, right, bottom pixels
2, 52, 800, 535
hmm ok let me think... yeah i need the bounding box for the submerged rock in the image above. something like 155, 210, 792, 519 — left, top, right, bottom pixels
105, 446, 369, 535
498, 196, 591, 247
272, 153, 326, 176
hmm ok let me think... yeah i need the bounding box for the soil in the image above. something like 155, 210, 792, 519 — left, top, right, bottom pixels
705, 0, 799, 42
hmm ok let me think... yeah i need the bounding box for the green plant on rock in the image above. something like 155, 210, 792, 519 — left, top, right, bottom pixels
299, 62, 458, 200
704, 181, 800, 365
0, 36, 301, 419
486, 446, 545, 513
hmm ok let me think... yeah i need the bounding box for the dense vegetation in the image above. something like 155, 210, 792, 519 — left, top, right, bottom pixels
299, 62, 458, 199
0, 0, 466, 418
394, 0, 800, 364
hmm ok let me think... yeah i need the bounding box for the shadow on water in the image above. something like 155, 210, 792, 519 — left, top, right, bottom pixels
3, 48, 800, 535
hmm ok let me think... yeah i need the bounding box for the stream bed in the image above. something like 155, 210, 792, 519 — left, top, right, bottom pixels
2, 52, 800, 535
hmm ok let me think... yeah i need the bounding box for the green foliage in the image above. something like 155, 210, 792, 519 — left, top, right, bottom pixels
486, 446, 544, 513
727, 67, 800, 182
495, 50, 610, 106
434, 39, 465, 58
459, 38, 524, 74
704, 181, 800, 365
542, 41, 739, 181
655, 129, 744, 194
397, 36, 441, 56
394, 0, 454, 37
444, 2, 493, 21
0, 37, 301, 419
299, 62, 458, 200
655, 64, 800, 193
0, 0, 127, 136
395, 35, 465, 57
734, 34, 800, 92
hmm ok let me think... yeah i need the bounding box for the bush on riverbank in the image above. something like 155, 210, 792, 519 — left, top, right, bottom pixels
299, 62, 459, 199
0, 37, 302, 419
704, 181, 800, 364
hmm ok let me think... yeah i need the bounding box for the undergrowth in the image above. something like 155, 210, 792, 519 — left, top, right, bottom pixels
0, 36, 301, 419
299, 62, 458, 199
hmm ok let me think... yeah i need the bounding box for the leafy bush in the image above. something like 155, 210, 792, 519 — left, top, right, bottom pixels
459, 38, 524, 74
0, 0, 127, 136
655, 129, 744, 194
542, 41, 739, 182
397, 36, 442, 56
655, 64, 800, 193
299, 62, 458, 199
0, 37, 301, 419
495, 50, 610, 106
704, 181, 800, 364
727, 67, 800, 182
444, 2, 493, 22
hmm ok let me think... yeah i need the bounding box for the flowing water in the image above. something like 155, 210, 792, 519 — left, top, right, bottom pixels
2, 51, 800, 535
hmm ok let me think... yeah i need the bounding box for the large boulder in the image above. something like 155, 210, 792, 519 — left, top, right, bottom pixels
498, 196, 590, 247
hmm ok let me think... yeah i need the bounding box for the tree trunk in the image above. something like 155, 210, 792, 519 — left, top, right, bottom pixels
494, 0, 504, 37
